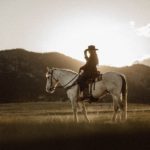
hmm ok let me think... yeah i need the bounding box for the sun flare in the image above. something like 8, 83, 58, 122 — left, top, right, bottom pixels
0, 0, 149, 67
47, 16, 142, 67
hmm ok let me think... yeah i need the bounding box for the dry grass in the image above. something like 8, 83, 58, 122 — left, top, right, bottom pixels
0, 101, 150, 150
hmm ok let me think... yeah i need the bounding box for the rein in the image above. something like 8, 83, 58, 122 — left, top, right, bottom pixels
49, 69, 78, 90
49, 69, 58, 91
63, 74, 78, 88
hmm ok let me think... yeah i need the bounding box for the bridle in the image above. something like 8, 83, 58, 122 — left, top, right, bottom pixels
46, 69, 79, 92
46, 69, 59, 92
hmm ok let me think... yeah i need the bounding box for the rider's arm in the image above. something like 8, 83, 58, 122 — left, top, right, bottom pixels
84, 50, 89, 61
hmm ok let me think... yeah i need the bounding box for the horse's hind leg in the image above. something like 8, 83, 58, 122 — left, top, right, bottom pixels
80, 101, 89, 122
114, 94, 127, 121
120, 99, 127, 121
112, 105, 119, 122
112, 95, 119, 122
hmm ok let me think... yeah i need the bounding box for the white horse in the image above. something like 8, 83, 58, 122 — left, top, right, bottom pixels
46, 67, 127, 122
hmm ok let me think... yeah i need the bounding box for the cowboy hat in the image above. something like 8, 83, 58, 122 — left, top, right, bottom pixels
85, 45, 98, 51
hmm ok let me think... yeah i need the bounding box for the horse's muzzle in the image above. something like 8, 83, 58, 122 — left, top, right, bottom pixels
46, 87, 55, 94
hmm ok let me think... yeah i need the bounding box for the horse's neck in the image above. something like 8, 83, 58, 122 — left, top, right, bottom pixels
54, 70, 77, 86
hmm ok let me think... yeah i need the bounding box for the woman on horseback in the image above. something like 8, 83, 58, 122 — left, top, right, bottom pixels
77, 45, 99, 100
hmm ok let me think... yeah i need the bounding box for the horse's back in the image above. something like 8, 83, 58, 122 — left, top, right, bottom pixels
102, 72, 124, 80
101, 72, 123, 91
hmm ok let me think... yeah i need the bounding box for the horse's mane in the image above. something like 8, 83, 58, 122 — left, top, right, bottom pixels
53, 68, 78, 75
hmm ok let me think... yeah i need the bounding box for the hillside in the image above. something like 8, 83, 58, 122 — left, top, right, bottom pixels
0, 49, 150, 103
134, 58, 150, 67
0, 49, 83, 102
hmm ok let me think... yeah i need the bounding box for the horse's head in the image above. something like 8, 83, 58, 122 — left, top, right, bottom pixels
46, 67, 59, 93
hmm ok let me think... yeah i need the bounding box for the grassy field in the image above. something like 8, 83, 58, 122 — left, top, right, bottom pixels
0, 101, 150, 150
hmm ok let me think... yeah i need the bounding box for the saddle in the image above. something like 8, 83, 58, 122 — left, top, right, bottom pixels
80, 71, 102, 102
66, 71, 102, 102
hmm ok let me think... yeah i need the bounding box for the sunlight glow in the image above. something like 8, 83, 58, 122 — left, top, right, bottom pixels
0, 0, 149, 67
45, 16, 142, 67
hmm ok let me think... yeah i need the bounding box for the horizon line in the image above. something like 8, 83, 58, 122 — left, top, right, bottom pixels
0, 48, 149, 68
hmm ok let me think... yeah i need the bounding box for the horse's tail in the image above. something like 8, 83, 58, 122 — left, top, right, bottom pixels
120, 74, 128, 120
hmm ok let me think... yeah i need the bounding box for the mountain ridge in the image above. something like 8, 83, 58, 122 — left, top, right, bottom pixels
0, 48, 150, 103
134, 58, 150, 67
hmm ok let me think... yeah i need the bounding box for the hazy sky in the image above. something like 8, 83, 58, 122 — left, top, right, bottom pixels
0, 0, 150, 66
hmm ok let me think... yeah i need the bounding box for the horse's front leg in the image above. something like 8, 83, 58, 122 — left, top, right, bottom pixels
71, 99, 78, 122
67, 85, 79, 122
80, 101, 89, 122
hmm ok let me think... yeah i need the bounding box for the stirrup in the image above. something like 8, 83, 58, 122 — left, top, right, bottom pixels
89, 96, 99, 102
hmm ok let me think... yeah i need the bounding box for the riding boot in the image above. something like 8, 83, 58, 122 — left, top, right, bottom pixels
83, 88, 90, 99
79, 88, 90, 101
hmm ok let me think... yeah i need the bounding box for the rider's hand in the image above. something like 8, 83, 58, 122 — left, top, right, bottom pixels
79, 70, 84, 75
79, 68, 82, 72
